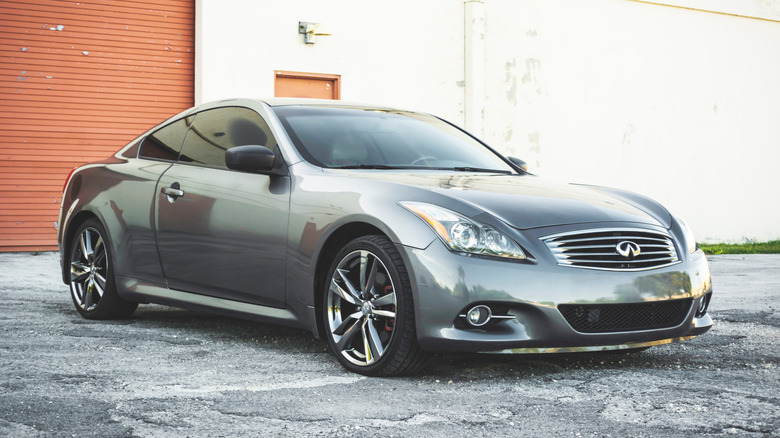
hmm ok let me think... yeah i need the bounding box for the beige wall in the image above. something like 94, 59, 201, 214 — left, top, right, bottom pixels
195, 0, 465, 122
482, 0, 780, 242
196, 0, 780, 243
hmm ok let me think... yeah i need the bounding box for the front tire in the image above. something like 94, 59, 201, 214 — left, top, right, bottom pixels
68, 219, 137, 319
323, 235, 429, 376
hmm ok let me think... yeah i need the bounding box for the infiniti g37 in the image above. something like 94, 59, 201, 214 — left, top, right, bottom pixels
57, 99, 713, 376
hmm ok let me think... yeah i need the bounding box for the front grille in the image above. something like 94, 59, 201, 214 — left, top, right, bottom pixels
541, 228, 679, 271
558, 299, 693, 333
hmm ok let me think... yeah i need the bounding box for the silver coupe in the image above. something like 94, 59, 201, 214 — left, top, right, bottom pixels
57, 98, 713, 376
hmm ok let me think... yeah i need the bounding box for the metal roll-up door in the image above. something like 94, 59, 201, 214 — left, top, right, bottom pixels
0, 0, 194, 252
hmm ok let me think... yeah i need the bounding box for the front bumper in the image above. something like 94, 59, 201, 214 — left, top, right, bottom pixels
399, 236, 713, 353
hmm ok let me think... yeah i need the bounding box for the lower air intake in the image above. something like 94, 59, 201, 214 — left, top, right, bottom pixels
558, 298, 693, 333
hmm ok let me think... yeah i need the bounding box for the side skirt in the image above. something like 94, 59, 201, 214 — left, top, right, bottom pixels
116, 276, 310, 332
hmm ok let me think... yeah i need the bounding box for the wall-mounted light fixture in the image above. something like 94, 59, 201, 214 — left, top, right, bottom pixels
298, 21, 331, 44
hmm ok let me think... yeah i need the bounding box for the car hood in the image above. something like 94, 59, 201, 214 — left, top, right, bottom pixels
342, 172, 671, 230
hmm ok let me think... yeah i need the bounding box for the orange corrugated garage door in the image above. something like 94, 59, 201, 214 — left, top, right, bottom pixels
0, 0, 194, 252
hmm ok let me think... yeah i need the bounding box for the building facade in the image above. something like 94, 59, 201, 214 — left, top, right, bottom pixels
2, 0, 779, 251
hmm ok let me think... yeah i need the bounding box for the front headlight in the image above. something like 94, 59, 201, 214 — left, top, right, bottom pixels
400, 201, 528, 260
676, 216, 697, 254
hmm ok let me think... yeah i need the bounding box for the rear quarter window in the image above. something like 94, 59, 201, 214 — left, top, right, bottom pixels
139, 118, 190, 161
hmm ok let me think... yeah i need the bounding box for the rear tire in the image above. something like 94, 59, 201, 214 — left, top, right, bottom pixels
323, 235, 429, 376
68, 219, 137, 319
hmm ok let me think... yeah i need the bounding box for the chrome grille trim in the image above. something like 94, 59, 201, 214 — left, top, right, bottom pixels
541, 228, 680, 271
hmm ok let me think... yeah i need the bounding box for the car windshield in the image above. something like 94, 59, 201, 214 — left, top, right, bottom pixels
273, 106, 514, 173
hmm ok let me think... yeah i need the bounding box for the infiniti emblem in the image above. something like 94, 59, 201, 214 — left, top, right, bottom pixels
616, 241, 641, 258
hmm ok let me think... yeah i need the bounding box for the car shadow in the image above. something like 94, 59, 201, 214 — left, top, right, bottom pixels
421, 349, 662, 380
61, 303, 327, 356
58, 302, 706, 378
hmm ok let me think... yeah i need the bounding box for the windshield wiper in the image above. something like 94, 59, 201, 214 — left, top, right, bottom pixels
331, 164, 406, 170
435, 166, 513, 174
331, 164, 513, 173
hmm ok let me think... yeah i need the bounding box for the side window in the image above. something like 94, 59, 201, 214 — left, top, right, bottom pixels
139, 118, 190, 161
178, 107, 277, 169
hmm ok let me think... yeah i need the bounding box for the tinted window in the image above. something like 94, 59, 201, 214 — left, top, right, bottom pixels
273, 106, 514, 172
178, 107, 276, 169
139, 118, 190, 161
120, 138, 142, 159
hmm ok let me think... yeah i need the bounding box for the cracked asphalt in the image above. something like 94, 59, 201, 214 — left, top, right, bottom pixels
0, 252, 778, 437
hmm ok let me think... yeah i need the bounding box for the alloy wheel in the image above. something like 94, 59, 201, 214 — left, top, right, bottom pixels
70, 227, 108, 311
326, 249, 397, 367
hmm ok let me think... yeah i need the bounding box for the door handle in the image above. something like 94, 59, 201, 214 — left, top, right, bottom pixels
162, 187, 184, 197
162, 183, 184, 202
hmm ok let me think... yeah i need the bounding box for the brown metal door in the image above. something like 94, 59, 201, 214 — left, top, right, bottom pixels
0, 0, 194, 251
274, 70, 340, 99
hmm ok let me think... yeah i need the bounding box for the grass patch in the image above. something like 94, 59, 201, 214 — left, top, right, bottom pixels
699, 240, 780, 255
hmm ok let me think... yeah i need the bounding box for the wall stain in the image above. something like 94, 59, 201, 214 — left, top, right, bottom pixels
522, 58, 540, 85
528, 132, 540, 153
504, 128, 513, 142
505, 59, 517, 105
622, 124, 634, 146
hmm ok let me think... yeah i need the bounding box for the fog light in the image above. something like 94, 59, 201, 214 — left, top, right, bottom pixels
466, 305, 492, 327
695, 292, 711, 318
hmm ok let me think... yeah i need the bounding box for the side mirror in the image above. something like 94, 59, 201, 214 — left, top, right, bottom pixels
508, 156, 528, 172
226, 145, 275, 173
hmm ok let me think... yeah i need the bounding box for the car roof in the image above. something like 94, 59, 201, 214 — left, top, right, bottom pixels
258, 97, 398, 110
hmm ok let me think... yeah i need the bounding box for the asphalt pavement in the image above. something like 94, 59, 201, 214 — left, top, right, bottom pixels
0, 252, 778, 437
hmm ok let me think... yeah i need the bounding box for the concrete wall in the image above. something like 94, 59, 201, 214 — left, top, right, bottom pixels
195, 0, 466, 123
482, 0, 780, 243
196, 0, 780, 243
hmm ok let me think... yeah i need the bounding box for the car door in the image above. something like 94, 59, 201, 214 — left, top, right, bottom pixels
112, 116, 190, 283
154, 106, 290, 308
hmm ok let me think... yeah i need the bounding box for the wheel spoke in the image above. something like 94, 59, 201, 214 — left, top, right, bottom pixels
71, 261, 89, 271
333, 311, 362, 336
335, 316, 362, 352
72, 283, 85, 305
358, 251, 368, 291
84, 284, 94, 308
70, 271, 89, 283
363, 254, 379, 296
70, 262, 89, 283
337, 269, 362, 302
330, 278, 357, 305
361, 319, 373, 364
372, 309, 396, 319
94, 234, 104, 254
359, 251, 371, 293
93, 244, 106, 266
372, 291, 395, 307
367, 319, 385, 359
93, 273, 107, 297
79, 231, 91, 259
